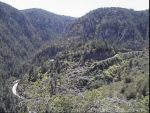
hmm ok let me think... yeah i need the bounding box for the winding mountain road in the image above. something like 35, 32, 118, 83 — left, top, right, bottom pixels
12, 59, 55, 99
12, 80, 24, 99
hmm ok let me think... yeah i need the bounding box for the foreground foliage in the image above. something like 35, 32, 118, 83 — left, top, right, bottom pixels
18, 49, 149, 113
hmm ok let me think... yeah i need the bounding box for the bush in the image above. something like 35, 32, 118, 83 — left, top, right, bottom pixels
39, 66, 47, 74
124, 76, 133, 83
126, 90, 136, 100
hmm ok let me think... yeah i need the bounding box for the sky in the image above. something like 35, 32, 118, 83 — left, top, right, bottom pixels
0, 0, 149, 17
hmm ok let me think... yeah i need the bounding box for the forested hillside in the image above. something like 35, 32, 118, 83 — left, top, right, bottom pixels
18, 41, 149, 113
0, 2, 74, 112
0, 1, 74, 78
67, 8, 149, 50
0, 1, 149, 113
22, 9, 75, 40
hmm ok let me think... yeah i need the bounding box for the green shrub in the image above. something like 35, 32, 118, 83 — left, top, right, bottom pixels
124, 76, 133, 83
126, 90, 136, 100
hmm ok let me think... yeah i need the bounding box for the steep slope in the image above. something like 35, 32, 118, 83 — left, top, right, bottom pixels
0, 2, 37, 78
0, 2, 75, 112
22, 8, 75, 40
67, 8, 149, 50
0, 2, 75, 78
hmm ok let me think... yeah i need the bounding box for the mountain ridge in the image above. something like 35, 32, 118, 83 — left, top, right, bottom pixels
66, 7, 149, 50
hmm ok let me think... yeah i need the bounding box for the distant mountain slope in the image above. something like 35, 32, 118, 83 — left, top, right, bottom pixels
0, 2, 37, 78
22, 8, 75, 40
67, 8, 149, 50
0, 2, 75, 77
